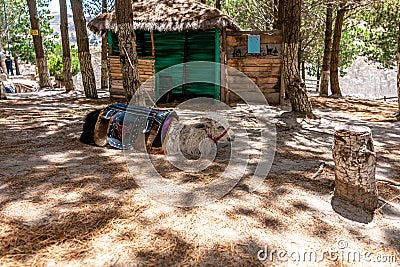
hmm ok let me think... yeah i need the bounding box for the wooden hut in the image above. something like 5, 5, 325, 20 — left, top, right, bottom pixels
88, 0, 283, 105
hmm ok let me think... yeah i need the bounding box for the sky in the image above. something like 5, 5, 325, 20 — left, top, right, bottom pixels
48, 0, 59, 13
48, 0, 72, 14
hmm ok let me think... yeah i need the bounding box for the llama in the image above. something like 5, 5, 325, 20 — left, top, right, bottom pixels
163, 118, 232, 158
80, 104, 233, 158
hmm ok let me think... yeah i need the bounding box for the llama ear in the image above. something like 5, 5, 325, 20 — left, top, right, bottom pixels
194, 123, 206, 129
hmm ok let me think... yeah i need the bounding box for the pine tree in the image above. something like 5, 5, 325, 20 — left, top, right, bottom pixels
27, 0, 52, 88
397, 21, 400, 112
281, 0, 314, 118
115, 0, 141, 102
319, 3, 333, 96
59, 0, 75, 92
70, 0, 98, 98
101, 0, 108, 90
330, 4, 346, 97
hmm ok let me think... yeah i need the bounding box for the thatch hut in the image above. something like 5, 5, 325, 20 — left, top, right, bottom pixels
88, 0, 283, 104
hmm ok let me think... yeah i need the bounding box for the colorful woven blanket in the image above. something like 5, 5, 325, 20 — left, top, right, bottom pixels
95, 103, 178, 150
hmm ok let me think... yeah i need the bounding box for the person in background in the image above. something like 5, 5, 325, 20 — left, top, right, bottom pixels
5, 55, 13, 76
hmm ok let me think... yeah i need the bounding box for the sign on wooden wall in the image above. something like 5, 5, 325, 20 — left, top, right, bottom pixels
224, 30, 283, 105
247, 35, 261, 54
226, 31, 282, 60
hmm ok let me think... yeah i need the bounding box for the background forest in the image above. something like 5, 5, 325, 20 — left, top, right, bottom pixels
0, 0, 399, 96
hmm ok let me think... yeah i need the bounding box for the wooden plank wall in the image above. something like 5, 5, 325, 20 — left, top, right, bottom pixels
109, 56, 155, 101
225, 31, 282, 105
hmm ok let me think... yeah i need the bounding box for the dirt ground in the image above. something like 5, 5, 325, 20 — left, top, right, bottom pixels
0, 90, 399, 266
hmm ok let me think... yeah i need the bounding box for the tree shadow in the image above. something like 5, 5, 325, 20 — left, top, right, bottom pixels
0, 95, 139, 262
331, 196, 374, 224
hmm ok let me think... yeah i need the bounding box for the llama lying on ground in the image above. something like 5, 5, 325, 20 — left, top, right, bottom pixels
80, 104, 232, 158
163, 117, 232, 158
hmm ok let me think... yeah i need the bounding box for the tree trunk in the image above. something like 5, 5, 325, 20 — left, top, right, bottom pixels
0, 44, 7, 74
276, 0, 284, 31
397, 20, 400, 112
332, 125, 378, 214
200, 0, 206, 3
316, 58, 320, 92
14, 57, 21, 75
215, 0, 221, 9
60, 0, 75, 92
115, 0, 141, 103
70, 0, 98, 98
0, 75, 6, 99
0, 57, 6, 75
36, 58, 50, 86
273, 0, 279, 29
101, 0, 109, 90
63, 56, 74, 91
319, 3, 333, 96
281, 0, 314, 118
27, 0, 51, 88
298, 39, 302, 72
0, 85, 6, 99
330, 6, 345, 97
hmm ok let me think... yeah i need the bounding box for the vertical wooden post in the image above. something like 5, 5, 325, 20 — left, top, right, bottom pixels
150, 31, 155, 58
182, 31, 188, 97
279, 65, 285, 106
220, 27, 227, 103
224, 30, 231, 104
332, 125, 378, 214
279, 26, 285, 106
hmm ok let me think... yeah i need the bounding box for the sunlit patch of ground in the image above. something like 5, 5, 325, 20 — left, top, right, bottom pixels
310, 96, 399, 122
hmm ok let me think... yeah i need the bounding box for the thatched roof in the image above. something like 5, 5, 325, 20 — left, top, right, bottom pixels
88, 0, 241, 34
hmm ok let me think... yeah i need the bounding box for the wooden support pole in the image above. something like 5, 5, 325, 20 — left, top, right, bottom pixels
182, 30, 188, 97
150, 31, 155, 58
279, 71, 284, 106
220, 27, 226, 103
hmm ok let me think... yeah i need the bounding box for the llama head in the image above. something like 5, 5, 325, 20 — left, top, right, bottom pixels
193, 118, 234, 143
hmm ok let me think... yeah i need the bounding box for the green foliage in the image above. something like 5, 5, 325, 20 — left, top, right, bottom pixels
83, 0, 115, 19
0, 0, 56, 63
340, 1, 400, 69
48, 44, 80, 81
222, 0, 275, 30
199, 0, 400, 76
48, 54, 63, 80
301, 0, 326, 76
